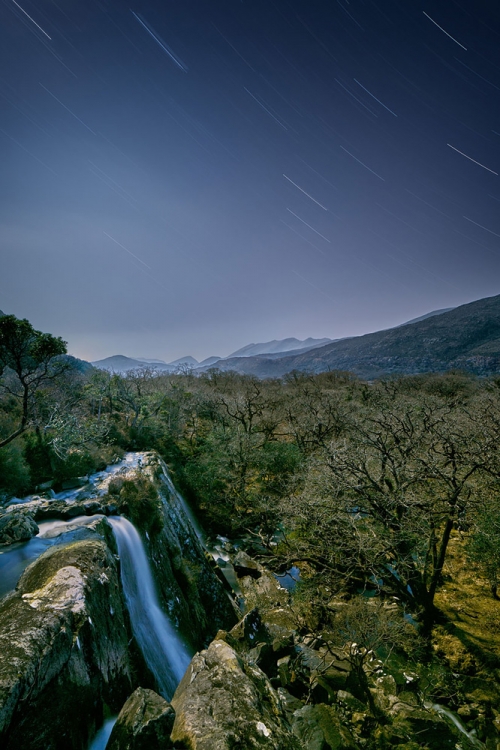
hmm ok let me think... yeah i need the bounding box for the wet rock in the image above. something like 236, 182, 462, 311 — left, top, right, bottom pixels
0, 511, 38, 545
106, 687, 175, 750
0, 539, 133, 750
129, 453, 238, 650
292, 704, 358, 750
170, 639, 301, 749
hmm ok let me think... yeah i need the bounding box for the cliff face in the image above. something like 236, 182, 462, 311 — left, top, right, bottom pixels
0, 537, 133, 750
122, 453, 239, 650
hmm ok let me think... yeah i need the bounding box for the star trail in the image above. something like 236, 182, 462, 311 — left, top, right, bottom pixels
1, 0, 499, 362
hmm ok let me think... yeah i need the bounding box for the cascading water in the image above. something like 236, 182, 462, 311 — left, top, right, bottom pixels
108, 516, 192, 700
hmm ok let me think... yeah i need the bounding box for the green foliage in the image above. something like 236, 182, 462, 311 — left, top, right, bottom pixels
181, 429, 302, 534
0, 315, 68, 449
118, 476, 163, 535
0, 440, 31, 501
0, 315, 66, 376
466, 501, 500, 598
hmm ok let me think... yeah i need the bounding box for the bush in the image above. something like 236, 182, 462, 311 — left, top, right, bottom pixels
0, 440, 31, 502
118, 476, 163, 535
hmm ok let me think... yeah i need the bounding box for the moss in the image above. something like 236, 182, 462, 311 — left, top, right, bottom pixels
118, 476, 163, 536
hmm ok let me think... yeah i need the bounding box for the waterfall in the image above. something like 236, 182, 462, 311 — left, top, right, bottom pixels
109, 516, 192, 700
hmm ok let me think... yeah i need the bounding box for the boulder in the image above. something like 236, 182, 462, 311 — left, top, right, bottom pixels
0, 539, 133, 750
106, 687, 175, 749
292, 704, 358, 750
236, 557, 295, 630
0, 511, 38, 545
233, 550, 263, 579
170, 639, 302, 749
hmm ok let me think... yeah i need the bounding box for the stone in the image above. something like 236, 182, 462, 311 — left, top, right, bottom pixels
170, 640, 302, 749
0, 510, 38, 545
106, 687, 175, 749
0, 539, 133, 750
229, 607, 270, 648
233, 550, 263, 579
291, 704, 358, 750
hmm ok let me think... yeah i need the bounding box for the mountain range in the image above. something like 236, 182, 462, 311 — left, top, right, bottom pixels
80, 294, 500, 379
210, 294, 500, 379
91, 337, 332, 373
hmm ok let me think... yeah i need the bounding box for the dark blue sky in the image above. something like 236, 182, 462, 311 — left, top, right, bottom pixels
1, 0, 499, 361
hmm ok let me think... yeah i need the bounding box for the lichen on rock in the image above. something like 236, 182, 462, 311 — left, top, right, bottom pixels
106, 687, 175, 750
0, 536, 133, 750
170, 639, 302, 749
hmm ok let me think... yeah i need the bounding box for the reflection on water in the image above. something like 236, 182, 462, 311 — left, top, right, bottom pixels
0, 516, 104, 600
0, 536, 55, 599
275, 565, 301, 592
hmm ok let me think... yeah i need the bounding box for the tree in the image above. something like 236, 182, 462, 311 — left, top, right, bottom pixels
0, 315, 68, 448
279, 378, 494, 634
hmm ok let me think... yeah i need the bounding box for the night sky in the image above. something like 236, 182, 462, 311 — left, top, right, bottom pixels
1, 0, 500, 362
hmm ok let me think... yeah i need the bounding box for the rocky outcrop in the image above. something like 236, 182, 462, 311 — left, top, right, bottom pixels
0, 536, 133, 750
0, 510, 38, 545
2, 496, 118, 522
170, 639, 301, 749
106, 687, 175, 749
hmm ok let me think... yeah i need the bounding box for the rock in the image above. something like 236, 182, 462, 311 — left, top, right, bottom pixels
233, 550, 263, 579
336, 691, 367, 714
375, 674, 398, 696
37, 481, 54, 491
380, 703, 470, 749
0, 539, 133, 750
292, 704, 358, 750
106, 687, 175, 749
170, 640, 301, 749
228, 608, 270, 648
132, 454, 238, 649
278, 644, 351, 701
237, 559, 295, 630
0, 511, 38, 545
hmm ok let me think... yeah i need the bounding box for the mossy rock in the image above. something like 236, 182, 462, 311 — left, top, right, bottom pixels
0, 539, 133, 750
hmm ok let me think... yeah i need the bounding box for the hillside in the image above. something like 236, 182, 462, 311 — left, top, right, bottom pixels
227, 337, 332, 358
213, 294, 500, 379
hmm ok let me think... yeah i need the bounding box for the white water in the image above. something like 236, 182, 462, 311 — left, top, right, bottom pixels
88, 717, 117, 750
108, 516, 191, 700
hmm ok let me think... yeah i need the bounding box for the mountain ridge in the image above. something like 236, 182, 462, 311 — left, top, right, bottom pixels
211, 294, 500, 379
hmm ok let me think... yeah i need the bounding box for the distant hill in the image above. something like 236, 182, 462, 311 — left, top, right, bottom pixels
227, 337, 332, 358
212, 295, 500, 379
398, 307, 454, 326
92, 338, 333, 373
92, 354, 200, 373
92, 355, 178, 372
198, 356, 222, 367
